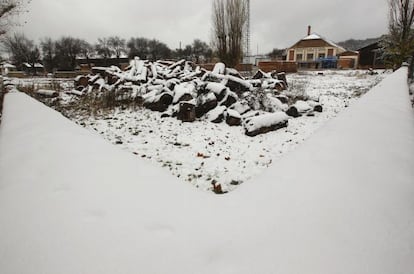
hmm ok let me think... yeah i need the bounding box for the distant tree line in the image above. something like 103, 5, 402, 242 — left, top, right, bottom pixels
0, 33, 213, 72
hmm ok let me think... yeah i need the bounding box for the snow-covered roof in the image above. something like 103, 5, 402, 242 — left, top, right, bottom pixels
339, 50, 360, 56
1, 63, 16, 68
291, 32, 346, 52
302, 33, 322, 40
23, 62, 44, 68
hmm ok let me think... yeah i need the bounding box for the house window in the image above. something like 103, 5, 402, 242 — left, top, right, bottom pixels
307, 53, 314, 60
296, 54, 303, 61
318, 53, 325, 59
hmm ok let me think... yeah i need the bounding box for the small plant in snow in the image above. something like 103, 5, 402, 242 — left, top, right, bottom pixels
284, 79, 310, 104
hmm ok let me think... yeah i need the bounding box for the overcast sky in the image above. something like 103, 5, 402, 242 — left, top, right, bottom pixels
17, 0, 388, 53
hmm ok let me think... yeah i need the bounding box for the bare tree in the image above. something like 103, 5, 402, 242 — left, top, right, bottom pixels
95, 38, 113, 64
226, 0, 247, 66
40, 37, 56, 72
212, 0, 247, 67
78, 39, 94, 68
108, 36, 126, 60
212, 0, 227, 64
2, 32, 39, 72
127, 37, 149, 59
54, 37, 82, 70
182, 44, 193, 60
147, 39, 171, 61
192, 39, 212, 63
383, 0, 414, 68
0, 0, 30, 36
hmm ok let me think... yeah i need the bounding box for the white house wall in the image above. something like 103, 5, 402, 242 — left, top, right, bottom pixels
291, 46, 338, 62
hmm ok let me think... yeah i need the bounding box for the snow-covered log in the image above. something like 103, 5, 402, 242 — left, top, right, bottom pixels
205, 106, 226, 123
294, 100, 312, 113
275, 72, 288, 87
265, 94, 288, 112
34, 89, 59, 97
244, 112, 289, 137
65, 89, 84, 96
195, 92, 218, 118
230, 102, 250, 115
177, 101, 196, 122
205, 82, 228, 101
252, 70, 271, 79
219, 90, 238, 107
74, 75, 89, 87
286, 106, 300, 117
143, 91, 173, 112
212, 62, 226, 74
226, 109, 241, 126
314, 105, 323, 112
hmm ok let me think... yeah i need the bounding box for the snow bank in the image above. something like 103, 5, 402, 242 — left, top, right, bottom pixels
0, 93, 216, 274
237, 66, 414, 273
0, 67, 413, 274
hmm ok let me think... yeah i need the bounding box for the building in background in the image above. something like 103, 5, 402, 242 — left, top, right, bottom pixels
0, 62, 16, 76
357, 41, 385, 69
286, 26, 346, 69
338, 50, 359, 69
22, 63, 45, 75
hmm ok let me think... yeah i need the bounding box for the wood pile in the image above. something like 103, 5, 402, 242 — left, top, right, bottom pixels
72, 58, 323, 136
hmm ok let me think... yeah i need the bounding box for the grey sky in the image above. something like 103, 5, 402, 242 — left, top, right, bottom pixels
18, 0, 388, 53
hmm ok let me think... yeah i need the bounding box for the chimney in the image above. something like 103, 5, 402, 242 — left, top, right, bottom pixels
308, 25, 311, 35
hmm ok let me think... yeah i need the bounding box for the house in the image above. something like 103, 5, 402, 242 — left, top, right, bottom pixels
1, 62, 16, 75
22, 62, 45, 75
357, 41, 385, 69
286, 26, 346, 69
338, 50, 359, 69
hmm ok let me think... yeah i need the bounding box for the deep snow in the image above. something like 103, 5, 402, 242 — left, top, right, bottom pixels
74, 70, 387, 192
0, 67, 413, 274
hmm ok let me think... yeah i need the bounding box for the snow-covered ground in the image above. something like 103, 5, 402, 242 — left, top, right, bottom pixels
0, 68, 413, 274
73, 70, 387, 192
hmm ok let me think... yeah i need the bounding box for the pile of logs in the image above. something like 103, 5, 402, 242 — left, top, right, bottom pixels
73, 58, 322, 136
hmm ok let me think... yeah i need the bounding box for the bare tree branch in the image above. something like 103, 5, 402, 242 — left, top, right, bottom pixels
0, 0, 30, 36
384, 0, 414, 67
212, 0, 247, 67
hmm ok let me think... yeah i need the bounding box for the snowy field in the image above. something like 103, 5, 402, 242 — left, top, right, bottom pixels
70, 70, 387, 192
1, 68, 413, 274
5, 70, 388, 192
